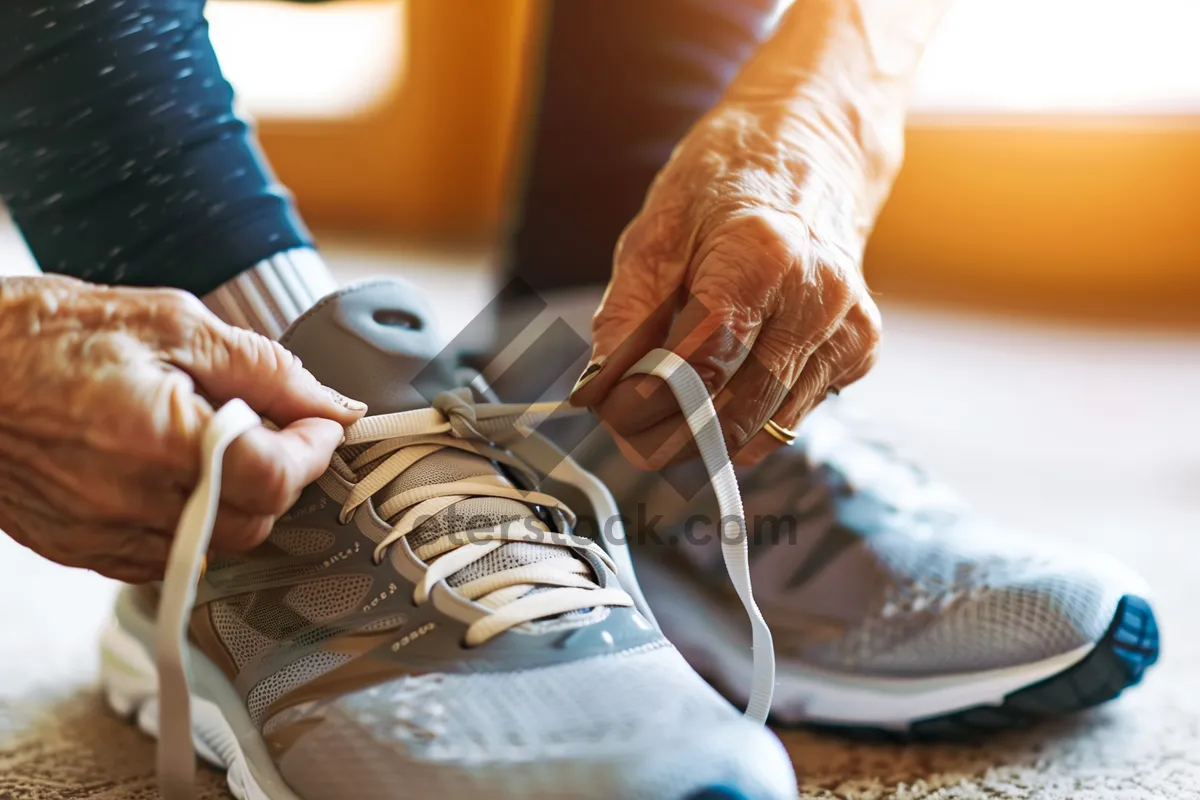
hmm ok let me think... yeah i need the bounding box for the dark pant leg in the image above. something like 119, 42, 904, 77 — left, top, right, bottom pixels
508, 0, 781, 294
0, 0, 309, 295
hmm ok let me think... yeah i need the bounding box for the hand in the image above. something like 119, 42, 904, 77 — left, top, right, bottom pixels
0, 275, 365, 582
571, 102, 882, 469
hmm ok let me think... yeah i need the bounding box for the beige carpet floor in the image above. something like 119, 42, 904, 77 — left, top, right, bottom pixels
1, 230, 1198, 798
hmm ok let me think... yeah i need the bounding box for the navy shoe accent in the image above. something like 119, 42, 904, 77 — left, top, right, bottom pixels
689, 787, 753, 800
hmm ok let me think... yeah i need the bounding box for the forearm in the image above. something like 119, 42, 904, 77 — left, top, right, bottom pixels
0, 0, 311, 295
723, 0, 956, 220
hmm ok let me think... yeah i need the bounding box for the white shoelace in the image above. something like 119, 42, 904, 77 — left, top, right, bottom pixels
155, 348, 775, 798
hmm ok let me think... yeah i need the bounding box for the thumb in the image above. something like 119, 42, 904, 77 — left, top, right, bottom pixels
175, 317, 367, 427
568, 218, 687, 408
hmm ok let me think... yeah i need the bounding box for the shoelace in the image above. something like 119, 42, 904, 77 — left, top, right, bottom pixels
155, 349, 775, 799
333, 397, 633, 646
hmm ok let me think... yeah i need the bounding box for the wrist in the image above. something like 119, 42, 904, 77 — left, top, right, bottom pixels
719, 0, 947, 218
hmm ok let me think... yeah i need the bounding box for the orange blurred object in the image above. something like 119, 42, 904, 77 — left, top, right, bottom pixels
865, 117, 1200, 319
254, 0, 546, 238
231, 0, 1199, 320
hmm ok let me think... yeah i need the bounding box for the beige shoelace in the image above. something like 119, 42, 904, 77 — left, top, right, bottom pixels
155, 349, 775, 799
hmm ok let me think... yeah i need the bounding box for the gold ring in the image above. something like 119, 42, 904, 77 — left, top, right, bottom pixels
763, 418, 799, 445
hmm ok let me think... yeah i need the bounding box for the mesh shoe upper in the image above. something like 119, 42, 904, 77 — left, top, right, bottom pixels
577, 398, 1147, 677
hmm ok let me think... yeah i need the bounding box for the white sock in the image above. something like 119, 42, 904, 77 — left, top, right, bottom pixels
202, 248, 337, 339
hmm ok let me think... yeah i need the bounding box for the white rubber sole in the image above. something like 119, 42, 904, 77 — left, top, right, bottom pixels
636, 559, 1097, 730
99, 591, 299, 800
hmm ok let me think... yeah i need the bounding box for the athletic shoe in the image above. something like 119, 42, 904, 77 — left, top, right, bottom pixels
574, 400, 1160, 738
99, 280, 797, 800
474, 290, 1160, 739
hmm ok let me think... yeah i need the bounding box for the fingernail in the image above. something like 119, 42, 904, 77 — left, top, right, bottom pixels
325, 385, 368, 412
569, 359, 605, 398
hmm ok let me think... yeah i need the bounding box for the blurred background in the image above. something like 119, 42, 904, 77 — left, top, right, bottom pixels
1, 1, 1198, 796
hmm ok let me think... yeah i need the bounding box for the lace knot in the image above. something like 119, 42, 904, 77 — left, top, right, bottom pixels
433, 388, 483, 439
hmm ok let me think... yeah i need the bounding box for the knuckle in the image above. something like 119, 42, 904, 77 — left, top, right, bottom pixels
222, 328, 304, 389
836, 348, 878, 390
150, 372, 207, 447
155, 289, 208, 330
864, 347, 883, 374
615, 204, 690, 267
592, 298, 648, 340
219, 513, 274, 552
719, 210, 798, 255
163, 287, 206, 315
237, 516, 275, 550
849, 346, 880, 382
724, 424, 753, 453
851, 301, 883, 347
251, 335, 303, 383
258, 459, 297, 515
167, 311, 219, 363
860, 319, 882, 351
111, 530, 155, 560
266, 338, 299, 372
705, 213, 803, 300
812, 260, 856, 312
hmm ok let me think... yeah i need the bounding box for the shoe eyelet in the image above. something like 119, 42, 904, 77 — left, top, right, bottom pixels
373, 309, 423, 331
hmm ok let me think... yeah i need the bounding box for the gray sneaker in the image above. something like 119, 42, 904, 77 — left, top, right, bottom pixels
571, 402, 1160, 738
99, 280, 797, 800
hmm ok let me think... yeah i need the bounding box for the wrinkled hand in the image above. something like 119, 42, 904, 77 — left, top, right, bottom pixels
571, 102, 882, 469
0, 275, 365, 582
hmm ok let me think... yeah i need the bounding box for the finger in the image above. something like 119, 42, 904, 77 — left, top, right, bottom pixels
829, 294, 882, 392
602, 387, 741, 471
79, 476, 186, 530
597, 212, 853, 439
733, 317, 879, 466
595, 288, 758, 437
92, 557, 170, 585
219, 418, 345, 516
569, 213, 689, 408
208, 502, 276, 553
43, 523, 172, 582
719, 306, 867, 460
6, 435, 188, 530
154, 292, 366, 426
831, 338, 879, 392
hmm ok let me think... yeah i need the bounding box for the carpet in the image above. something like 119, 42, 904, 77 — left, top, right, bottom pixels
3, 675, 1199, 799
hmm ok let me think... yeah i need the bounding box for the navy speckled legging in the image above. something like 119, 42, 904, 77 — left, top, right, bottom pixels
0, 0, 778, 297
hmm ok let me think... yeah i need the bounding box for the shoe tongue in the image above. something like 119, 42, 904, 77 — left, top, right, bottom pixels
280, 279, 459, 414
282, 280, 592, 618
